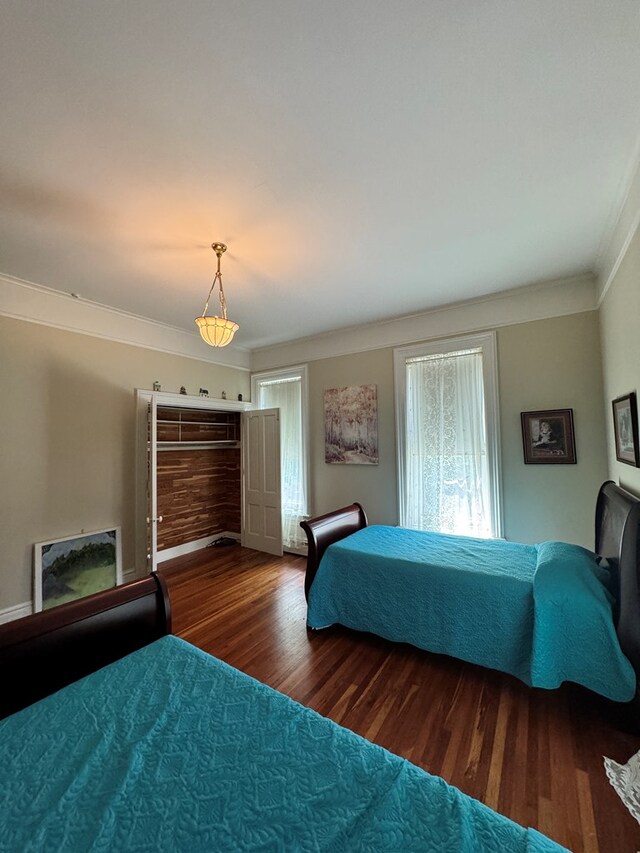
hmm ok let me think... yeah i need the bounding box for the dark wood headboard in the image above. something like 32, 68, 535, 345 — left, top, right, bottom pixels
300, 502, 368, 601
0, 573, 171, 720
595, 480, 640, 683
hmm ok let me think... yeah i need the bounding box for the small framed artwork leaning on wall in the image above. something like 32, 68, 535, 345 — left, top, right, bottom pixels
612, 392, 640, 467
34, 527, 123, 612
521, 409, 576, 464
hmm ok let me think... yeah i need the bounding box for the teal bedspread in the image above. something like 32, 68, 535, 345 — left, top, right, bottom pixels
307, 526, 635, 702
0, 635, 567, 852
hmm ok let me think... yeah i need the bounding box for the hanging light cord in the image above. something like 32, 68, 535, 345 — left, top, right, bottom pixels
201, 249, 228, 319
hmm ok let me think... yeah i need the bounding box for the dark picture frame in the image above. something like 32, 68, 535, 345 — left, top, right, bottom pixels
521, 408, 576, 465
612, 392, 639, 467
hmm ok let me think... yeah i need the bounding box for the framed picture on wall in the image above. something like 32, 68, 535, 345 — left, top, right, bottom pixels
521, 409, 576, 464
34, 527, 123, 612
612, 392, 639, 467
324, 384, 378, 464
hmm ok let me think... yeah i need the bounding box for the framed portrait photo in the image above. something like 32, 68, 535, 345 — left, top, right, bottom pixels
521, 409, 576, 465
34, 527, 123, 612
612, 392, 639, 467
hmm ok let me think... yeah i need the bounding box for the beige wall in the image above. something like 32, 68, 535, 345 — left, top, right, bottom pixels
1, 305, 611, 612
0, 316, 249, 611
309, 349, 398, 526
599, 224, 640, 494
497, 312, 607, 546
305, 311, 607, 548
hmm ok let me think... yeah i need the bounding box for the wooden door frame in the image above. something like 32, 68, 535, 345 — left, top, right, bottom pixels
134, 390, 250, 575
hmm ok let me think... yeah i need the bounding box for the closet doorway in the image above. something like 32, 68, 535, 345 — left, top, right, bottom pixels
135, 390, 282, 573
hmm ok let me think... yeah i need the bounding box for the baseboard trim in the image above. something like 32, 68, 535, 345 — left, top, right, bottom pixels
0, 600, 32, 625
284, 544, 308, 556
157, 532, 241, 563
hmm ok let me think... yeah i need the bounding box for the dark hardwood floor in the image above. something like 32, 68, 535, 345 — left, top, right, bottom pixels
159, 545, 640, 853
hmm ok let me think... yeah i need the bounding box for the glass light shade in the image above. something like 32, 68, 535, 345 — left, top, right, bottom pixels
195, 315, 240, 347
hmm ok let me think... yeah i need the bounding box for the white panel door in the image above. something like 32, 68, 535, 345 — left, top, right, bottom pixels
148, 395, 160, 572
134, 390, 161, 574
242, 408, 283, 555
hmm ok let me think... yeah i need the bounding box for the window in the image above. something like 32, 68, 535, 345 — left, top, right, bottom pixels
394, 333, 502, 538
251, 366, 309, 552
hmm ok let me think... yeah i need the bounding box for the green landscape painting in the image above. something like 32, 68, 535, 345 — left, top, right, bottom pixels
35, 528, 122, 611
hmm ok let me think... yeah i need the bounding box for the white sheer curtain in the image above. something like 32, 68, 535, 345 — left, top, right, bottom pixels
257, 377, 307, 550
405, 348, 494, 538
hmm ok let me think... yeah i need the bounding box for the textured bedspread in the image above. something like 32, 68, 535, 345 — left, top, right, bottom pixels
0, 635, 567, 852
307, 526, 635, 701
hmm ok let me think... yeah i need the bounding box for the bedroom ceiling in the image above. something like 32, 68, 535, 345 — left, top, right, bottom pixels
1, 1, 640, 351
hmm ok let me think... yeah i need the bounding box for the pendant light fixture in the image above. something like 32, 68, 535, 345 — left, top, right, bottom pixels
195, 242, 239, 347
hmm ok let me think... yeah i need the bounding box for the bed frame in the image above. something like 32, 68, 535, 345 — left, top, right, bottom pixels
0, 573, 171, 720
301, 481, 640, 706
594, 481, 640, 683
300, 501, 368, 601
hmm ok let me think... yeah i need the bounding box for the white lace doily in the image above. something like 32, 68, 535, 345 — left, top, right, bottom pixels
604, 751, 640, 825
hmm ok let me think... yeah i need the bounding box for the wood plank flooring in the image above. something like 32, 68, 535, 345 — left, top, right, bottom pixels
159, 545, 640, 853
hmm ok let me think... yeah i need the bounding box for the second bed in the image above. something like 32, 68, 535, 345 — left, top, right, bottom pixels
301, 480, 640, 704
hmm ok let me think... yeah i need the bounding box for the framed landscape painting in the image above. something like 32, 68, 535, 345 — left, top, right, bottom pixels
324, 384, 378, 464
612, 392, 639, 467
34, 527, 123, 612
521, 409, 576, 465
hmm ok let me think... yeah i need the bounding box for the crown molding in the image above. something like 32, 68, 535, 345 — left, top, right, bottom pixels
0, 273, 251, 370
595, 133, 640, 306
1, 269, 599, 375
250, 274, 597, 371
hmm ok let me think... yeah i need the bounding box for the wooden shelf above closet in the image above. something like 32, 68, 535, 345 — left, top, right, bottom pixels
156, 441, 239, 451
155, 405, 241, 447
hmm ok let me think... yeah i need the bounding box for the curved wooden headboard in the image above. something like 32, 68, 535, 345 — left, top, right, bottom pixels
0, 573, 171, 720
595, 480, 640, 683
300, 503, 368, 601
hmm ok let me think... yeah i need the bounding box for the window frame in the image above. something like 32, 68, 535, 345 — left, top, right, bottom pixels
251, 364, 310, 551
393, 331, 503, 538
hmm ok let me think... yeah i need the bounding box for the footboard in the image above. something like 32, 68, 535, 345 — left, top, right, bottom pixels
300, 503, 367, 600
0, 573, 171, 719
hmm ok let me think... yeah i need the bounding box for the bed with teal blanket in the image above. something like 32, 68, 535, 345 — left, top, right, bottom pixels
301, 481, 640, 705
0, 583, 567, 852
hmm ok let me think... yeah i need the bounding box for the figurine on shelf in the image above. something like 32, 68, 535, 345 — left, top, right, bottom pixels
238, 393, 243, 402
153, 381, 161, 391
199, 388, 209, 397
179, 386, 187, 395
221, 390, 227, 399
